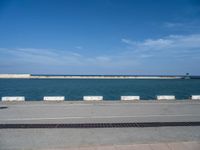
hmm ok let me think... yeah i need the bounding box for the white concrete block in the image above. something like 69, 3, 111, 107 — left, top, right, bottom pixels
1, 96, 25, 101
83, 96, 103, 101
0, 74, 31, 78
43, 96, 65, 101
121, 96, 140, 101
191, 95, 200, 100
157, 95, 175, 100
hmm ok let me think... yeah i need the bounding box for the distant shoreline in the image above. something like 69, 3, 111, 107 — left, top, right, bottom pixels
0, 74, 192, 79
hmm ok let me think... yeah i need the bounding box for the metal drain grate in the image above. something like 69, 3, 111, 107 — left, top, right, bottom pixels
0, 122, 200, 129
0, 106, 8, 109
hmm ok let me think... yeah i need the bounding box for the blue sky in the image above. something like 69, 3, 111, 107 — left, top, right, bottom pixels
0, 0, 200, 75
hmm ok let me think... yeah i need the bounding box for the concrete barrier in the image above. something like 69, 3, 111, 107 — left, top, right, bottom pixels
43, 96, 65, 101
83, 96, 103, 101
0, 74, 31, 78
1, 96, 25, 101
121, 96, 140, 101
157, 95, 175, 100
191, 95, 200, 100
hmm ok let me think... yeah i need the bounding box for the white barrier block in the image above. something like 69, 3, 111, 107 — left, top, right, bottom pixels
43, 96, 65, 101
1, 96, 25, 101
83, 96, 103, 101
157, 95, 175, 100
191, 95, 200, 100
121, 96, 140, 101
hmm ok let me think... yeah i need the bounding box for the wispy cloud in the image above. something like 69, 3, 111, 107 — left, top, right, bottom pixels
163, 21, 200, 32
0, 48, 84, 66
75, 46, 83, 50
0, 47, 137, 68
121, 38, 135, 45
163, 22, 184, 28
1, 34, 200, 65
121, 34, 200, 59
1, 33, 200, 74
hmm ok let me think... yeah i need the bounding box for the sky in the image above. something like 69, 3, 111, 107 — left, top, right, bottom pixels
0, 0, 200, 75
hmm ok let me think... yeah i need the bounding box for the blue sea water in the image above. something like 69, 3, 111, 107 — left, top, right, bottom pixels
0, 79, 200, 100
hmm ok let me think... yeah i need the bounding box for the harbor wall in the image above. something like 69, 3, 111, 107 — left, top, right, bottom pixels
0, 74, 31, 78
0, 74, 183, 79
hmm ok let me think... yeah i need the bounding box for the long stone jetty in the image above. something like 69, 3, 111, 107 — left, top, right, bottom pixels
0, 74, 183, 79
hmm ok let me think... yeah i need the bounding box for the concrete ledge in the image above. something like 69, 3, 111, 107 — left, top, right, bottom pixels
0, 74, 31, 78
191, 95, 200, 100
157, 95, 175, 100
83, 96, 103, 101
1, 96, 25, 101
43, 96, 65, 101
121, 96, 140, 101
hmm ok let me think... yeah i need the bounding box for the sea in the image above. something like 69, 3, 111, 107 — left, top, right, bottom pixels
0, 78, 200, 100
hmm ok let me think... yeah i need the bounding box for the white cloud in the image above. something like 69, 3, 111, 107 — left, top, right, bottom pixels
121, 34, 200, 58
96, 56, 111, 62
163, 22, 184, 28
0, 47, 137, 68
75, 46, 83, 50
121, 38, 134, 44
1, 34, 200, 74
163, 21, 200, 32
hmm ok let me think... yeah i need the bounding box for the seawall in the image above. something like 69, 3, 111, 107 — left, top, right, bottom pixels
0, 74, 31, 78
0, 74, 183, 79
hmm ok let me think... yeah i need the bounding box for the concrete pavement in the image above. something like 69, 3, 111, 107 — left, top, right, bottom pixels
40, 141, 200, 150
0, 100, 200, 124
1, 100, 200, 150
1, 127, 200, 149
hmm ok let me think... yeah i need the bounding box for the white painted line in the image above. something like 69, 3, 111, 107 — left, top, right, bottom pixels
1, 114, 200, 121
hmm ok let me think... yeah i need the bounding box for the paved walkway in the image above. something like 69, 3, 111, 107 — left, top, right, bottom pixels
1, 101, 200, 150
1, 100, 200, 124
45, 141, 200, 150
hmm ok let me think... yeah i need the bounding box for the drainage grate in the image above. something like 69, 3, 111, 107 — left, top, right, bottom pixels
0, 106, 8, 109
0, 122, 200, 129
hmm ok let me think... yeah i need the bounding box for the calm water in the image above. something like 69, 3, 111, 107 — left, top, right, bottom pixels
0, 79, 200, 100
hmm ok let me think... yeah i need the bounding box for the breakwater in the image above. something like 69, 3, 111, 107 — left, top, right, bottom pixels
0, 74, 184, 79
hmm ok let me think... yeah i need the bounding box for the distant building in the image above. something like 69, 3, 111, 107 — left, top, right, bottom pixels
184, 73, 190, 79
